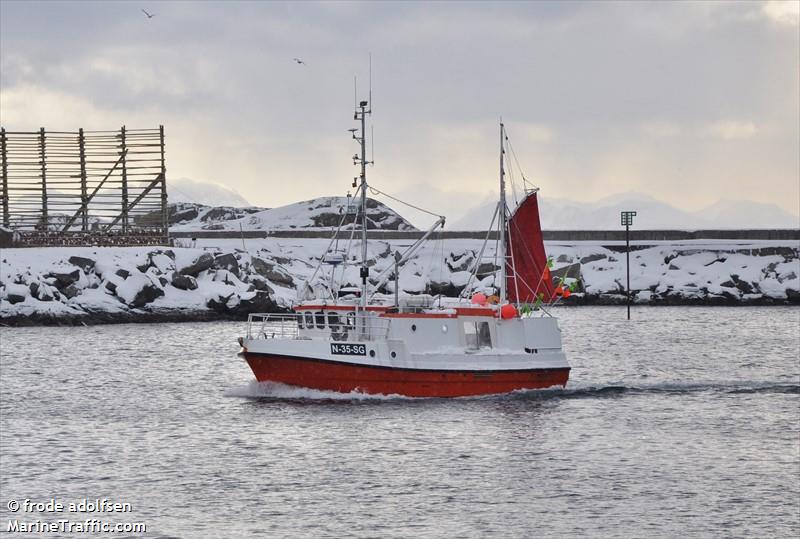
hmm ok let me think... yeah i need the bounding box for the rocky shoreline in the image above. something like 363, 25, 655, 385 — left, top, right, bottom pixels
2, 238, 798, 327
3, 297, 796, 328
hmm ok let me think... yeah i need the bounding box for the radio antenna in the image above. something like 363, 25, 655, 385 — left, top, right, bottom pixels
368, 52, 373, 112
353, 76, 357, 117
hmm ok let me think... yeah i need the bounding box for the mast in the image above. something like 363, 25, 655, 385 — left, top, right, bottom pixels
353, 98, 372, 309
499, 122, 508, 304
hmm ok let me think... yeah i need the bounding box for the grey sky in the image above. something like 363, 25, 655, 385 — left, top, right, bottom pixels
1, 0, 798, 224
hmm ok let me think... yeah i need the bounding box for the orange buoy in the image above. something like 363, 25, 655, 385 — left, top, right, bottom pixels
471, 292, 488, 306
554, 286, 564, 296
500, 303, 517, 319
563, 288, 571, 298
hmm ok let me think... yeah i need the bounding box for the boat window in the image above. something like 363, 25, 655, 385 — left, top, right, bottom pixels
304, 312, 314, 328
297, 313, 304, 329
315, 311, 326, 329
464, 322, 478, 349
464, 321, 492, 349
329, 312, 348, 341
477, 321, 492, 348
328, 312, 341, 331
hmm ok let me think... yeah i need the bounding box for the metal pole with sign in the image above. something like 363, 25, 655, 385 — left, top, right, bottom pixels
621, 211, 637, 320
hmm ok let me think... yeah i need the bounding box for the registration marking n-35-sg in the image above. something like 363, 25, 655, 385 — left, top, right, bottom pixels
330, 343, 367, 356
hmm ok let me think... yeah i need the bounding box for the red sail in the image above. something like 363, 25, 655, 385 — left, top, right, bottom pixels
506, 191, 555, 303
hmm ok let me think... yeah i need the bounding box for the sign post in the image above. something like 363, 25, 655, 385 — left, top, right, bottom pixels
620, 211, 637, 320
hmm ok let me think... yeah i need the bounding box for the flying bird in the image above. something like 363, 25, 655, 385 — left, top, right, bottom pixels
141, 9, 155, 19
293, 58, 306, 65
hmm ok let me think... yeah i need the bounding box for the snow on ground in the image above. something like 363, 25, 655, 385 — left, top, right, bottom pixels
1, 238, 798, 322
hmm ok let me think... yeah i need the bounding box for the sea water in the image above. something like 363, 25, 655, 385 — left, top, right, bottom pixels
1, 307, 798, 538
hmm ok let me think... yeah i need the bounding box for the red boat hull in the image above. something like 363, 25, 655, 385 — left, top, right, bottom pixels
243, 352, 570, 397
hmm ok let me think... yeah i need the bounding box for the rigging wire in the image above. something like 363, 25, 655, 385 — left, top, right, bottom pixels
504, 134, 520, 209
504, 128, 538, 193
367, 185, 444, 220
492, 202, 503, 297
461, 201, 500, 298
436, 229, 446, 307
306, 186, 360, 298
337, 186, 362, 289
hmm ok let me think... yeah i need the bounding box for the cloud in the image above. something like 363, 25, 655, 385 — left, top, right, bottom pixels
763, 0, 800, 26
642, 122, 681, 137
707, 121, 759, 140
1, 1, 797, 217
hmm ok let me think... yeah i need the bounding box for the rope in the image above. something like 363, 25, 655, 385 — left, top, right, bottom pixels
368, 185, 444, 219
505, 129, 538, 193
460, 201, 499, 299
307, 186, 360, 298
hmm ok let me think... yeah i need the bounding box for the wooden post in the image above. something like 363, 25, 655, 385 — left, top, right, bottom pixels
159, 125, 168, 241
1, 128, 8, 228
62, 150, 127, 232
120, 125, 129, 232
78, 128, 88, 232
39, 127, 48, 228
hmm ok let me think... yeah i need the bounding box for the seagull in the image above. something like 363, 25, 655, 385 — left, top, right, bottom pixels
293, 58, 306, 65
141, 9, 155, 19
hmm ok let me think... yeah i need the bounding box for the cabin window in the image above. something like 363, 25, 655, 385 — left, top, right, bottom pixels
329, 312, 348, 341
328, 312, 341, 331
297, 314, 305, 329
477, 322, 492, 348
315, 311, 326, 329
464, 321, 492, 349
304, 312, 314, 328
464, 322, 478, 349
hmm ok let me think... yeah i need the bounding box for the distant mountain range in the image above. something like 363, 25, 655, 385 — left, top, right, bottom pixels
451, 191, 800, 230
167, 196, 416, 232
168, 178, 251, 208
166, 179, 798, 230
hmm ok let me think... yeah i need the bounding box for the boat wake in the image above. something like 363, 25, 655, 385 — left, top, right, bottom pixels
225, 380, 798, 403
225, 381, 415, 401
509, 381, 800, 401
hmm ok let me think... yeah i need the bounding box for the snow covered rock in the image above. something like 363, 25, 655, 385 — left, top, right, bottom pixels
47, 269, 82, 288
251, 257, 294, 288
179, 253, 214, 277
212, 253, 240, 276
447, 251, 476, 272
5, 283, 29, 304
171, 273, 198, 291
114, 272, 164, 308
68, 256, 96, 272
1, 238, 797, 324
238, 291, 278, 313
249, 275, 274, 293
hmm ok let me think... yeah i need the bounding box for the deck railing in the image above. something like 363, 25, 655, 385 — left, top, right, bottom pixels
246, 313, 391, 342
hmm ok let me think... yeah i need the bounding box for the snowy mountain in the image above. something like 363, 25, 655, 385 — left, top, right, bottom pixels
167, 196, 417, 232
168, 178, 251, 208
698, 200, 800, 229
451, 192, 800, 230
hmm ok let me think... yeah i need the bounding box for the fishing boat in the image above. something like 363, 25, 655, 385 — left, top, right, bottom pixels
238, 99, 570, 397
